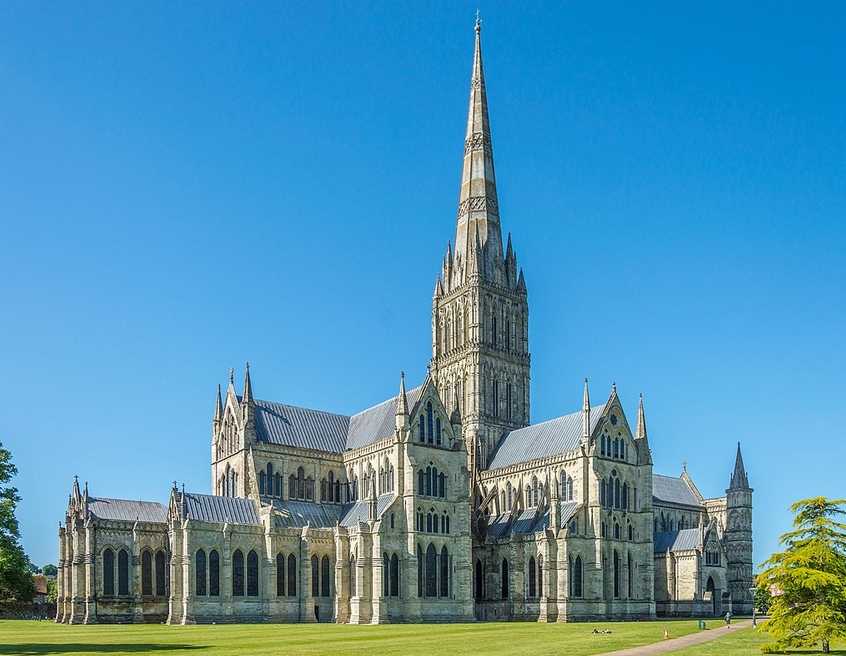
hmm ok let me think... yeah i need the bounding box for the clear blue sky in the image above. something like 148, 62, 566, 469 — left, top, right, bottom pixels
1, 2, 843, 568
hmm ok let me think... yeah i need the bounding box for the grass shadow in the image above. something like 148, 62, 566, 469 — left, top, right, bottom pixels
1, 645, 207, 655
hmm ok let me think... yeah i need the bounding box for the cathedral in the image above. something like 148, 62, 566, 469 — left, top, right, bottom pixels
55, 20, 753, 625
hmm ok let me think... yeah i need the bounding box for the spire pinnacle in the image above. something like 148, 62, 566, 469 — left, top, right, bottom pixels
242, 362, 253, 404
636, 392, 648, 440
582, 378, 591, 440
396, 371, 409, 416
214, 384, 224, 422
455, 13, 501, 261
730, 442, 749, 489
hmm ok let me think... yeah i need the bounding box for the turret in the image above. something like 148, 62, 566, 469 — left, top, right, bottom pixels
725, 442, 753, 614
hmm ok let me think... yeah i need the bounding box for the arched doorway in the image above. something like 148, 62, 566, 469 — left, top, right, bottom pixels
706, 576, 718, 616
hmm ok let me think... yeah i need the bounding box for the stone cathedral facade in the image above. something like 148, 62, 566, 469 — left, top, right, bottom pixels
55, 21, 754, 625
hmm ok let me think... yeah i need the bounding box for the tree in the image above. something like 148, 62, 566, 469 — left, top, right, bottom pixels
758, 497, 846, 654
42, 564, 57, 577
0, 441, 35, 602
46, 577, 58, 604
754, 583, 773, 614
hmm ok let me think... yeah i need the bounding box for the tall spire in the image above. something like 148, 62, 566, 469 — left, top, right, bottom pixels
729, 442, 749, 489
455, 14, 502, 260
582, 378, 591, 440
636, 393, 648, 440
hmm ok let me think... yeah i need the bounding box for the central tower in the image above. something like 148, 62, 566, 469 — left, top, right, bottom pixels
431, 19, 530, 472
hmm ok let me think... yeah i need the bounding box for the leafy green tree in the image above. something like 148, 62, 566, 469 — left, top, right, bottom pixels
42, 564, 57, 577
758, 497, 846, 654
0, 441, 35, 602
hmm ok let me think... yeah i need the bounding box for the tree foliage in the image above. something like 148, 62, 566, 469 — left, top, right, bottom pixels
42, 564, 57, 577
758, 496, 846, 654
0, 441, 35, 601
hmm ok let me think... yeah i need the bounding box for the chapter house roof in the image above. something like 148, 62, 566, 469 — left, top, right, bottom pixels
488, 404, 606, 470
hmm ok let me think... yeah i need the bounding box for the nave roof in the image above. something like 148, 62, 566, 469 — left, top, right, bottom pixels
253, 386, 424, 454
87, 497, 168, 524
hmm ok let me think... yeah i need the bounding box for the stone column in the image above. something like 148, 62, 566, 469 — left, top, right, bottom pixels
83, 522, 97, 624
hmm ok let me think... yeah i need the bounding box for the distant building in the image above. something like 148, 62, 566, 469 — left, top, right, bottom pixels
56, 19, 753, 625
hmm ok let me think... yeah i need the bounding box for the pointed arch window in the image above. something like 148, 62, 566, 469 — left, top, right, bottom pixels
118, 549, 129, 596
247, 550, 259, 596
297, 466, 305, 499
259, 471, 266, 495
627, 552, 633, 598
419, 415, 425, 441
287, 554, 297, 597
103, 548, 115, 596
436, 417, 442, 445
538, 555, 543, 598
390, 553, 399, 597
573, 556, 583, 597
425, 544, 437, 597
209, 550, 220, 596
321, 555, 331, 597
528, 556, 537, 598
311, 555, 320, 597
232, 549, 245, 597
195, 549, 206, 597
141, 550, 153, 596
276, 553, 285, 597
289, 474, 296, 499
474, 559, 483, 600
501, 559, 509, 599
383, 553, 390, 597
426, 402, 434, 443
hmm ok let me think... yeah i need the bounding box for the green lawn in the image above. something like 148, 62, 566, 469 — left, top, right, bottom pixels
671, 626, 846, 655
0, 619, 705, 656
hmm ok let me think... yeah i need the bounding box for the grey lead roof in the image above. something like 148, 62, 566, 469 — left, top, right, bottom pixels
183, 492, 261, 525
88, 498, 167, 524
346, 388, 423, 450
652, 474, 702, 508
485, 501, 581, 540
270, 493, 396, 529
654, 528, 702, 553
255, 400, 349, 453
488, 404, 606, 470
254, 386, 423, 454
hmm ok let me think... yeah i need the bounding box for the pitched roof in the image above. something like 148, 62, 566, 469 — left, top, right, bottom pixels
269, 493, 396, 529
271, 499, 345, 529
254, 400, 349, 453
652, 474, 703, 508
87, 497, 167, 524
485, 501, 581, 540
488, 404, 606, 470
654, 528, 702, 553
183, 492, 261, 525
346, 387, 423, 451
254, 386, 424, 454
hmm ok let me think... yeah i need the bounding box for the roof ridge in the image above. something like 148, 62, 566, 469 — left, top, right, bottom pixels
349, 384, 424, 419
510, 402, 606, 433
255, 397, 351, 420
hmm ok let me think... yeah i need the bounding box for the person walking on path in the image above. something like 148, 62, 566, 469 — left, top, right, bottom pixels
725, 610, 732, 627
